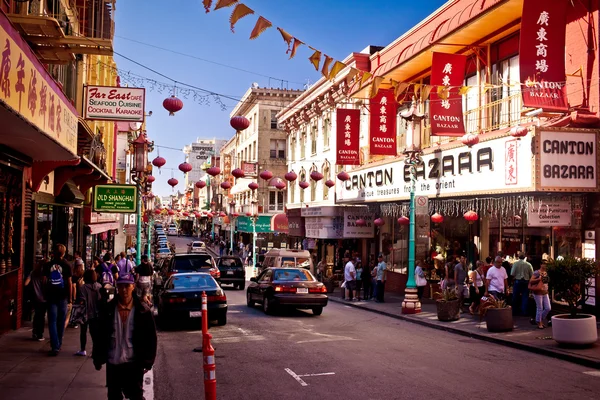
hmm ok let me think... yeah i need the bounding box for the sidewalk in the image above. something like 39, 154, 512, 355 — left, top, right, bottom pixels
0, 323, 107, 400
329, 288, 600, 369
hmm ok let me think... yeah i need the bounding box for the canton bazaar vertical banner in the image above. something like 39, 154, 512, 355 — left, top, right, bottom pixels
519, 0, 569, 112
429, 52, 466, 137
369, 89, 397, 156
336, 108, 360, 165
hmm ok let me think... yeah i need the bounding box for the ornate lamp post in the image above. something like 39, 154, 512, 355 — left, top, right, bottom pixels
210, 201, 216, 242
229, 200, 236, 255
400, 98, 425, 314
131, 132, 149, 265
250, 200, 258, 274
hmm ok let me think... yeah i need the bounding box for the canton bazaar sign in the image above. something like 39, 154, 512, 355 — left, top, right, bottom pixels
84, 85, 145, 122
337, 135, 533, 203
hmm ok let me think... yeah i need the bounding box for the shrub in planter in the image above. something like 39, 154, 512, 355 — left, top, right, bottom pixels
436, 289, 460, 321
480, 297, 513, 332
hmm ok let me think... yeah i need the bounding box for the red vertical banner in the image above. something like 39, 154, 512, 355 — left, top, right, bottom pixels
336, 108, 360, 165
519, 0, 569, 112
429, 52, 467, 137
369, 88, 397, 155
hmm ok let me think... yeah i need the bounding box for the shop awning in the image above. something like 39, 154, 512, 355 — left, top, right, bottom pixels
271, 213, 288, 234
88, 222, 120, 235
230, 178, 255, 195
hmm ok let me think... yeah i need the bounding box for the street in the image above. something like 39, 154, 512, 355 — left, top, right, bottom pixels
154, 236, 600, 400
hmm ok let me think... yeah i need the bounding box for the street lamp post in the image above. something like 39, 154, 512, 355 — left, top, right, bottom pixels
210, 201, 216, 243
229, 200, 236, 255
131, 132, 149, 266
250, 200, 258, 274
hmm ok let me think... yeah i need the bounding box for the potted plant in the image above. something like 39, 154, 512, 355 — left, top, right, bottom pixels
322, 276, 335, 293
479, 297, 513, 332
546, 256, 599, 346
436, 289, 460, 321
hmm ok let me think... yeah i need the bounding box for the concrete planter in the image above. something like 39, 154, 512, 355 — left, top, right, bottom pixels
551, 314, 598, 346
485, 307, 513, 332
436, 299, 460, 321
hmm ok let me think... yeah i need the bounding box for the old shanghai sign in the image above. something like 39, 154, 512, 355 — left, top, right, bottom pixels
84, 85, 145, 122
93, 184, 138, 213
336, 135, 533, 203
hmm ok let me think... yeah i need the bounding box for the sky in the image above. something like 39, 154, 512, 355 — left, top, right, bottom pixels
114, 0, 445, 197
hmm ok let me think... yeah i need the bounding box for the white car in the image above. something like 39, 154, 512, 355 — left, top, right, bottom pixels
156, 248, 171, 258
188, 241, 207, 254
167, 224, 178, 236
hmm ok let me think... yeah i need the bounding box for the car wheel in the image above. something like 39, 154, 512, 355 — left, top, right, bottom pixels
312, 306, 323, 316
217, 314, 227, 326
237, 283, 245, 290
246, 291, 255, 307
263, 295, 273, 315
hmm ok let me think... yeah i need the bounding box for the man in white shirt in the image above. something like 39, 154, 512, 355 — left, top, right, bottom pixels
485, 256, 508, 300
344, 254, 356, 301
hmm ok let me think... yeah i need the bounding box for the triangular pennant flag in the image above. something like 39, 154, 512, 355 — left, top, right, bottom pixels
483, 83, 495, 93
394, 82, 409, 100
289, 37, 303, 59
230, 3, 254, 33
421, 85, 433, 101
458, 86, 471, 96
321, 55, 333, 78
203, 0, 212, 13
360, 72, 372, 87
278, 27, 293, 53
345, 67, 359, 85
214, 0, 237, 10
369, 76, 384, 98
308, 47, 321, 71
437, 86, 449, 100
413, 83, 422, 99
249, 16, 272, 40
328, 61, 346, 80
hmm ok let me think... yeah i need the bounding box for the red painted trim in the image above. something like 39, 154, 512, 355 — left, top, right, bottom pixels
53, 166, 94, 196
31, 158, 80, 192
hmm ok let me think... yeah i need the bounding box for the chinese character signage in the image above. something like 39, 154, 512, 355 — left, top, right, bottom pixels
429, 52, 466, 137
241, 161, 258, 176
336, 108, 360, 165
369, 89, 397, 156
519, 0, 569, 112
93, 184, 138, 213
223, 154, 232, 175
505, 139, 518, 185
84, 85, 145, 122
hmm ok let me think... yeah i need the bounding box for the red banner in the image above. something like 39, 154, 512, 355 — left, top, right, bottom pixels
336, 108, 360, 165
369, 89, 397, 156
429, 52, 466, 137
519, 0, 569, 112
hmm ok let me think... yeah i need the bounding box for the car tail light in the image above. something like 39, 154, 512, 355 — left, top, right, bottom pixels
208, 289, 226, 302
309, 285, 328, 294
167, 297, 186, 303
274, 285, 296, 293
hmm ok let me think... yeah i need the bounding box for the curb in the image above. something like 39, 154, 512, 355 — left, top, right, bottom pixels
329, 296, 600, 369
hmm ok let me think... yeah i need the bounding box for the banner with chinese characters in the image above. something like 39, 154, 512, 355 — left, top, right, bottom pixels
519, 0, 569, 112
369, 89, 397, 156
429, 52, 466, 137
336, 108, 360, 165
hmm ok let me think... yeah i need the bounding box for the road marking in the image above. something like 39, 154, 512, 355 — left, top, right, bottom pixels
583, 371, 600, 377
143, 369, 154, 400
285, 368, 308, 386
211, 335, 265, 343
297, 372, 335, 377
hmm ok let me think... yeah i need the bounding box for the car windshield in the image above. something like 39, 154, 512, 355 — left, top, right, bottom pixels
192, 242, 204, 248
158, 249, 170, 253
218, 258, 242, 269
281, 257, 310, 268
171, 274, 217, 289
173, 256, 213, 271
273, 269, 314, 282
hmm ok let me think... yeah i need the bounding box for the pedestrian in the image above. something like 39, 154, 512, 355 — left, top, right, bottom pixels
443, 260, 456, 290
97, 253, 116, 301
361, 260, 372, 300
219, 240, 225, 257
485, 256, 508, 300
469, 261, 486, 315
355, 261, 363, 300
375, 254, 387, 303
117, 251, 135, 277
454, 253, 468, 306
25, 261, 46, 341
75, 269, 101, 356
91, 256, 101, 272
415, 260, 427, 301
128, 245, 137, 260
482, 256, 493, 277
510, 251, 534, 316
67, 260, 85, 329
43, 244, 73, 356
135, 255, 154, 305
370, 260, 378, 300
92, 272, 157, 400
343, 254, 356, 301
316, 257, 326, 282
529, 260, 550, 329
73, 251, 84, 268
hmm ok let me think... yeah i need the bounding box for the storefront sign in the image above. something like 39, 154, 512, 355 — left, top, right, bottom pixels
223, 154, 232, 176
538, 130, 597, 190
336, 108, 360, 165
369, 89, 397, 156
343, 211, 374, 238
236, 215, 272, 233
0, 14, 78, 154
287, 208, 305, 237
305, 216, 344, 239
527, 198, 572, 227
84, 86, 145, 122
301, 206, 343, 217
241, 161, 258, 176
519, 0, 569, 112
338, 135, 533, 203
429, 52, 466, 136
93, 184, 138, 213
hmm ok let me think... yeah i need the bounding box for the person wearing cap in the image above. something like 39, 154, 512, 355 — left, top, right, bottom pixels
511, 251, 534, 316
93, 272, 157, 400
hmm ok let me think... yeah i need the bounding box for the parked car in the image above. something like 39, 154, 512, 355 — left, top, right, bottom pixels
156, 248, 171, 259
258, 249, 314, 274
167, 223, 178, 236
246, 268, 328, 315
155, 253, 220, 283
188, 241, 207, 254
216, 256, 245, 290
157, 273, 227, 326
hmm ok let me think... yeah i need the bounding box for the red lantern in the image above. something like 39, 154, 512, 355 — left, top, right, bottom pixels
260, 170, 273, 181
310, 171, 324, 181
325, 179, 335, 188
178, 162, 193, 174
374, 218, 385, 227
356, 219, 367, 227
183, 211, 190, 217
337, 171, 350, 182
431, 213, 444, 224
168, 209, 175, 216
167, 178, 178, 188
245, 212, 252, 217
510, 126, 528, 138
230, 115, 250, 131
221, 181, 232, 190
207, 212, 214, 218
284, 171, 297, 182
206, 166, 220, 177
233, 212, 240, 217
461, 133, 479, 147
464, 210, 479, 223
154, 208, 162, 215
232, 168, 245, 179
219, 211, 227, 217
163, 95, 183, 116
275, 181, 286, 190
195, 180, 206, 189
152, 156, 166, 171
299, 181, 310, 189
248, 182, 259, 191
397, 216, 409, 225
147, 175, 155, 183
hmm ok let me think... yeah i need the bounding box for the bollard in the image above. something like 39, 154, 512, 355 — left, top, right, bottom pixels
203, 332, 217, 400
201, 291, 208, 345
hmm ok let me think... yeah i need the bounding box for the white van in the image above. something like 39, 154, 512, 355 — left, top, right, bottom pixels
260, 249, 314, 275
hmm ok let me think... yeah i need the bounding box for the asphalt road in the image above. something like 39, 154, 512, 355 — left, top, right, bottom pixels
153, 235, 600, 400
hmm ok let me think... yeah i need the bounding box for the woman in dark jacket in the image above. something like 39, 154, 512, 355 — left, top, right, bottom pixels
362, 262, 372, 300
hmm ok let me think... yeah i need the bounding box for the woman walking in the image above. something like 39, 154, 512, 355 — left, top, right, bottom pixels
415, 261, 427, 301
75, 270, 102, 356
469, 261, 486, 315
529, 261, 550, 329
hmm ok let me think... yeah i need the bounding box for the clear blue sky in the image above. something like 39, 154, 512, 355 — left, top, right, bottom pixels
114, 0, 444, 197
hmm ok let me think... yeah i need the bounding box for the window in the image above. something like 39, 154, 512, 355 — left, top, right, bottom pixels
290, 179, 295, 203
323, 163, 331, 200
300, 131, 306, 159
271, 110, 278, 129
268, 190, 285, 211
270, 139, 285, 159
311, 125, 318, 155
253, 141, 257, 160
299, 172, 306, 203
310, 167, 318, 201
323, 117, 330, 149
290, 137, 296, 162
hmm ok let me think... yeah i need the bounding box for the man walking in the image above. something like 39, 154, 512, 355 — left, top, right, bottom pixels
93, 272, 157, 400
117, 252, 134, 277
511, 251, 534, 316
454, 253, 468, 306
135, 255, 154, 305
376, 254, 387, 303
43, 244, 73, 356
485, 256, 508, 300
343, 254, 356, 301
